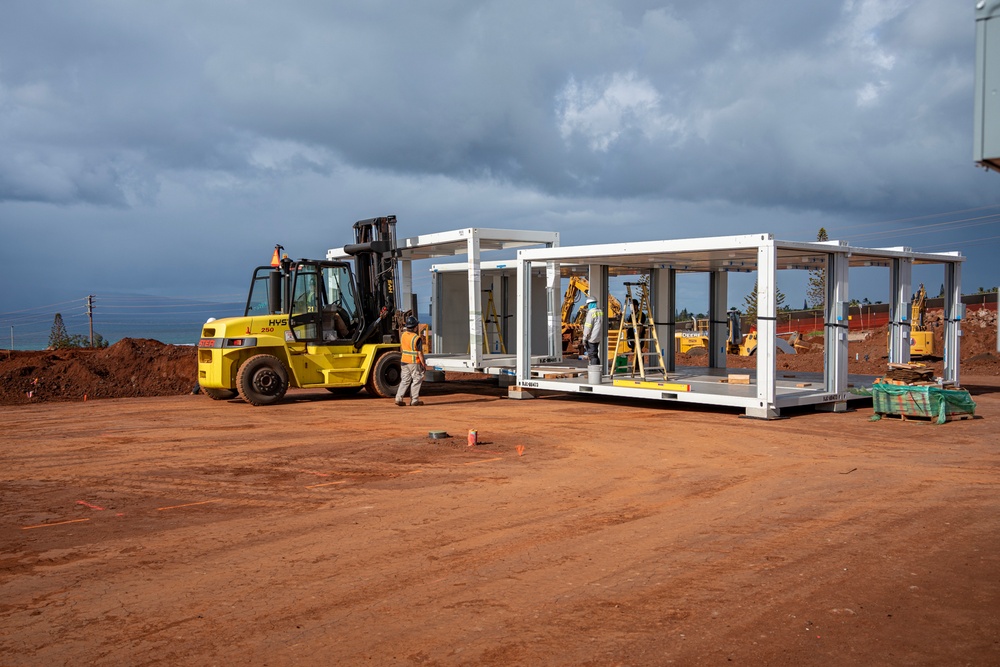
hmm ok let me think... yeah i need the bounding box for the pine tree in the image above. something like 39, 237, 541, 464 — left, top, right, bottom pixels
48, 313, 70, 349
806, 227, 829, 308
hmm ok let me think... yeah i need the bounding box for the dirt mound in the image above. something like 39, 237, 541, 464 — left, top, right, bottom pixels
0, 339, 197, 405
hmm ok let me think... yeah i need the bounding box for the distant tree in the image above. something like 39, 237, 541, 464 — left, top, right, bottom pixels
743, 279, 786, 321
66, 333, 109, 349
806, 227, 828, 308
47, 313, 109, 349
937, 283, 945, 298
48, 314, 70, 349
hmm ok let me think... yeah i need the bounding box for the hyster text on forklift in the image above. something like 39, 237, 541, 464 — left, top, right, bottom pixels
197, 216, 404, 405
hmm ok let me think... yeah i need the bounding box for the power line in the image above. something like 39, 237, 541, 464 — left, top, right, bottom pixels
0, 298, 91, 318
846, 212, 1000, 243
916, 234, 1000, 251
832, 203, 1000, 234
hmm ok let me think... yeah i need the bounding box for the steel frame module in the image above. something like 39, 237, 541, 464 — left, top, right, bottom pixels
513, 233, 965, 419
329, 227, 559, 374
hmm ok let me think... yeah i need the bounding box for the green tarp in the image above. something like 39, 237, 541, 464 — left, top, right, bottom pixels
871, 383, 977, 424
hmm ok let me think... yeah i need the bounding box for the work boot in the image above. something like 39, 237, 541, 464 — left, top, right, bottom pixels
410, 399, 424, 406
395, 400, 406, 406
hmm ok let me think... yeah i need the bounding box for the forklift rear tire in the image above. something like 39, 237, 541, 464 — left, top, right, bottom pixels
237, 354, 289, 406
366, 350, 402, 398
203, 387, 238, 400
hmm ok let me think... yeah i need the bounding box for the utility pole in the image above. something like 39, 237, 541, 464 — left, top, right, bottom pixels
87, 295, 95, 347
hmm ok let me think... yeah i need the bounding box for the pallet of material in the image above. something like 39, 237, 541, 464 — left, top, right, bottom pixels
871, 383, 976, 425
876, 411, 974, 423
884, 362, 934, 384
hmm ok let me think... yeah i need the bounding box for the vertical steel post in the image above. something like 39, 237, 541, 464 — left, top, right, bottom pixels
752, 238, 778, 419
466, 230, 483, 368
820, 251, 849, 411
651, 267, 676, 372
943, 262, 963, 386
708, 271, 728, 368
888, 258, 913, 364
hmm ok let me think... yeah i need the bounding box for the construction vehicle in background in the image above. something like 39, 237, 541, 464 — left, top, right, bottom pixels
909, 284, 934, 357
734, 330, 802, 356
675, 309, 802, 356
675, 317, 711, 354
885, 284, 935, 358
560, 276, 622, 355
197, 216, 404, 405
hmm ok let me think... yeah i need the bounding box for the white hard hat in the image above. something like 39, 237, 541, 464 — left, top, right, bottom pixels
586, 296, 597, 304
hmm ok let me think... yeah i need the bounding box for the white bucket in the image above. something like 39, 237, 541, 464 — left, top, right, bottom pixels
587, 364, 602, 385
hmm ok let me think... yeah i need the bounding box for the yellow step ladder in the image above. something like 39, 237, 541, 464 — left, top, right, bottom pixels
482, 288, 506, 354
612, 281, 667, 380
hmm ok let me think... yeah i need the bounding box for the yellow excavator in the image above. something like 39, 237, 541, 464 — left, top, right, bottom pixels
885, 284, 934, 358
909, 284, 934, 357
560, 276, 622, 355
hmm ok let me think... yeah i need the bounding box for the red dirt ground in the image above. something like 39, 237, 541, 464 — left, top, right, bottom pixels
1, 376, 999, 665
0, 322, 997, 665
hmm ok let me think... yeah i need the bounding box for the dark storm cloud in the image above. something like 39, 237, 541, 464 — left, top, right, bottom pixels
0, 0, 995, 319
0, 0, 986, 215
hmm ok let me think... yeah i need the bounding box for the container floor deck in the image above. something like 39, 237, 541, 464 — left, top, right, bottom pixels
522, 360, 878, 411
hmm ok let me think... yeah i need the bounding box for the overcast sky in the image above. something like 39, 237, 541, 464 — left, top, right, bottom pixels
1, 1, 997, 332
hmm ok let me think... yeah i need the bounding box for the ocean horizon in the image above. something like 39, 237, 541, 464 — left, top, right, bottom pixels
4, 303, 434, 351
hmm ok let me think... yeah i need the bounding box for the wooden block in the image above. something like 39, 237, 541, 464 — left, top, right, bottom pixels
508, 386, 535, 400
795, 382, 812, 387
727, 374, 751, 385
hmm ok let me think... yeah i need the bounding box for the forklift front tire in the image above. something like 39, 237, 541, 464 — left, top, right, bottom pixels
237, 354, 289, 406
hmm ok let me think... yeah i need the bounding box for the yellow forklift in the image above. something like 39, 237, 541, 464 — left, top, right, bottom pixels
197, 216, 404, 405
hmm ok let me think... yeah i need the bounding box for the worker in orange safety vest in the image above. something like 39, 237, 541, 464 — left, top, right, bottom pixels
395, 315, 426, 406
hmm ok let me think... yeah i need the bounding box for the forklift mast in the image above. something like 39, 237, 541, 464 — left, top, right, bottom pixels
343, 215, 400, 346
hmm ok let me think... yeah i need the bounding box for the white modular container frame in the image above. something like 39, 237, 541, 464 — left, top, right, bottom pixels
329, 227, 561, 375
512, 233, 965, 419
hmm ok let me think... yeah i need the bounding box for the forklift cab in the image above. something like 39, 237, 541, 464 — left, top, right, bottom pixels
289, 262, 360, 343
245, 260, 361, 344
